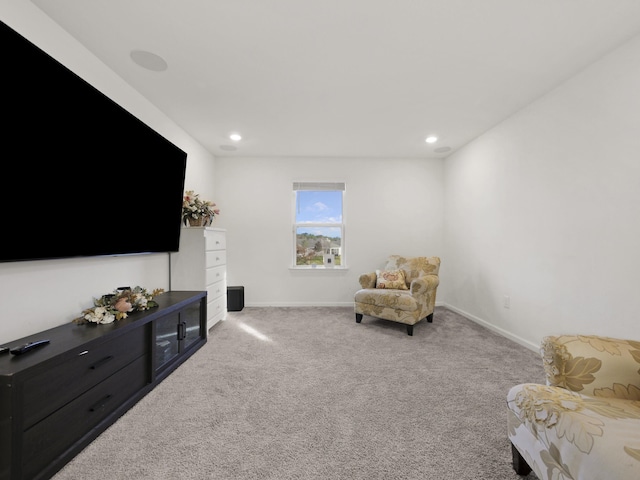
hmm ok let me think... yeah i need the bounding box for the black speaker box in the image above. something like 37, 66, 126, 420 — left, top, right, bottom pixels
227, 286, 244, 311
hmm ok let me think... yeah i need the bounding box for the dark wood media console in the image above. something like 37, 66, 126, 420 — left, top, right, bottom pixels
0, 290, 207, 480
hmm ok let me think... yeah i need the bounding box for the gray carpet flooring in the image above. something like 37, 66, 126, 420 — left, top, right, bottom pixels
52, 306, 542, 479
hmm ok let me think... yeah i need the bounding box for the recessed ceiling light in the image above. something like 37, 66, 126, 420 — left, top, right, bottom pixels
129, 50, 168, 72
425, 136, 438, 144
229, 133, 242, 141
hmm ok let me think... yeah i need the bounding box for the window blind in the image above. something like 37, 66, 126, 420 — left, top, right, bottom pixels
293, 182, 345, 191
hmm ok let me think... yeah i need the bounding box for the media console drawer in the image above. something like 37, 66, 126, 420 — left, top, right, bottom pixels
21, 355, 148, 480
21, 326, 147, 429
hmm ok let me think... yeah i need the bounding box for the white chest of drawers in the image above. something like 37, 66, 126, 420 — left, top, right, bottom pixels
170, 227, 227, 332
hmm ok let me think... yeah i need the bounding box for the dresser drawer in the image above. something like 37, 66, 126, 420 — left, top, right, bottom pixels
207, 295, 226, 323
21, 326, 148, 429
206, 279, 226, 302
205, 250, 226, 268
206, 264, 226, 286
21, 354, 148, 480
205, 230, 226, 251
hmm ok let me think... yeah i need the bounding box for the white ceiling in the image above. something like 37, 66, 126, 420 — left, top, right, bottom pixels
31, 0, 640, 158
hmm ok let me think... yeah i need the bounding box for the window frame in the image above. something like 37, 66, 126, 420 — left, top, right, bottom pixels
292, 182, 346, 269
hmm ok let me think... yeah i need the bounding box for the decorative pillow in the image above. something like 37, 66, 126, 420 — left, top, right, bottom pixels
375, 269, 408, 290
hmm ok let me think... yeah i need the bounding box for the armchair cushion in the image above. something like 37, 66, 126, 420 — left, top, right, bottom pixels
354, 288, 418, 313
375, 269, 408, 290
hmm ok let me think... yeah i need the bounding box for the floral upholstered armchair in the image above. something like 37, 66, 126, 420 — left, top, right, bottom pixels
354, 255, 440, 336
507, 335, 640, 480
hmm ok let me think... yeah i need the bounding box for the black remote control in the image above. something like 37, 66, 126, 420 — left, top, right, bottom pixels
0, 346, 9, 354
10, 339, 50, 355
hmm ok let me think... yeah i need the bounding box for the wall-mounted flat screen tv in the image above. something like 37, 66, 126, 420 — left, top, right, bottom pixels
0, 19, 187, 263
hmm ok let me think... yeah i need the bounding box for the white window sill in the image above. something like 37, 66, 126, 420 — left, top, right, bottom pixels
289, 265, 349, 270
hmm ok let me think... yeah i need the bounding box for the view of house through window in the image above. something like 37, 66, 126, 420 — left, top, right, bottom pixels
293, 182, 345, 267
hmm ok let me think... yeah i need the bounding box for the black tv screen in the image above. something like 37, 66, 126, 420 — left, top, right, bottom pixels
0, 20, 187, 263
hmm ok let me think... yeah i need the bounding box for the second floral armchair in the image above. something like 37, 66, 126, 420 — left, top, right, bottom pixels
507, 334, 640, 479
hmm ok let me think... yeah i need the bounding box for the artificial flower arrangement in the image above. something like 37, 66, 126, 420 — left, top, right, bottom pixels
182, 190, 220, 226
74, 286, 165, 325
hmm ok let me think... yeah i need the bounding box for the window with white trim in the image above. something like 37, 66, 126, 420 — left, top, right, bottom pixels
293, 182, 345, 267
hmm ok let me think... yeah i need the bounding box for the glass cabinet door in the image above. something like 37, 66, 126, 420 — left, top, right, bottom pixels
155, 311, 180, 370
182, 301, 203, 352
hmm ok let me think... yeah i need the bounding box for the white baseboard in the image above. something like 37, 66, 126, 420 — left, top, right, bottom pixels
244, 301, 355, 307
442, 303, 539, 353
243, 300, 447, 308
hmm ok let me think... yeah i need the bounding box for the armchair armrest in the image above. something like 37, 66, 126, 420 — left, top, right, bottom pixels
541, 335, 640, 398
410, 274, 439, 296
359, 272, 377, 289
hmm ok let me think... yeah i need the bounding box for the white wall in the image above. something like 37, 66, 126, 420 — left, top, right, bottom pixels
214, 157, 444, 306
0, 2, 216, 342
443, 32, 640, 350
6, 0, 639, 350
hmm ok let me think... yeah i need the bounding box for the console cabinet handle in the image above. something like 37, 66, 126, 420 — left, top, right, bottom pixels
89, 355, 114, 369
89, 394, 113, 412
177, 322, 187, 340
